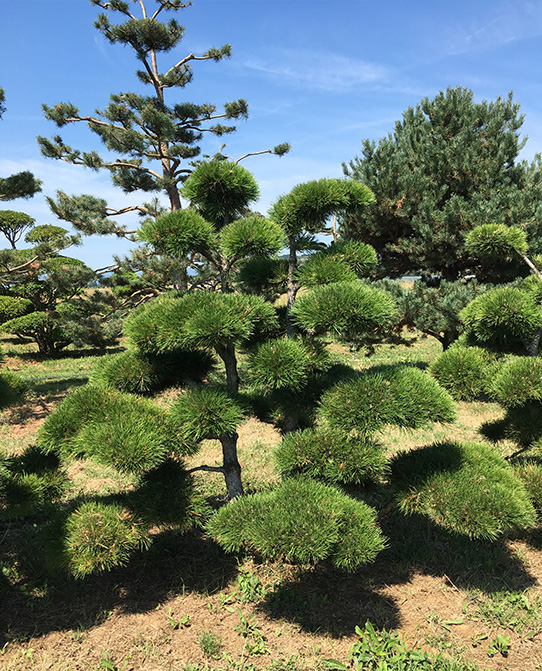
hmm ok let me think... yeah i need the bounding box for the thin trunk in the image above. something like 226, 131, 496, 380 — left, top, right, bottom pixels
216, 343, 240, 393
286, 236, 298, 338
219, 432, 244, 499
527, 328, 542, 357
281, 413, 300, 434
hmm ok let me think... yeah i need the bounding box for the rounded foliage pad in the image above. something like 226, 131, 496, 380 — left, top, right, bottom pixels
391, 441, 536, 539
207, 477, 387, 571
490, 357, 542, 408
430, 345, 493, 400
275, 427, 387, 485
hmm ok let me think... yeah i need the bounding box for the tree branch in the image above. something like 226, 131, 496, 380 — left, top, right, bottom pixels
186, 464, 225, 475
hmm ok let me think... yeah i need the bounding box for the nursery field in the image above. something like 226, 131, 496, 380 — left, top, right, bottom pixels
2, 332, 542, 671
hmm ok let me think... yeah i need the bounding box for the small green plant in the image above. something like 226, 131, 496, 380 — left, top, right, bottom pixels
236, 569, 268, 603
487, 633, 511, 657
198, 630, 222, 659
167, 607, 192, 629
234, 609, 268, 655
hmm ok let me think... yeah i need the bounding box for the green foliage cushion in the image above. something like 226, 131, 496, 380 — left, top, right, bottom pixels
248, 337, 330, 391
514, 463, 542, 512
207, 477, 386, 570
124, 291, 278, 355
0, 446, 65, 519
490, 357, 542, 407
291, 281, 397, 340
465, 223, 528, 261
429, 345, 493, 400
0, 371, 29, 409
319, 367, 456, 434
320, 240, 378, 277
170, 386, 245, 442
460, 287, 542, 348
59, 501, 150, 578
128, 459, 211, 528
220, 216, 285, 260
38, 385, 191, 465
138, 209, 217, 258
391, 441, 536, 539
275, 427, 387, 485
0, 295, 32, 324
91, 349, 162, 394
182, 160, 260, 227
237, 256, 288, 300
296, 254, 357, 287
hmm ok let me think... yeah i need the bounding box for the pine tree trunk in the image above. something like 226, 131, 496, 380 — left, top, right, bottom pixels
216, 343, 240, 393
527, 328, 542, 357
220, 432, 244, 499
286, 237, 298, 338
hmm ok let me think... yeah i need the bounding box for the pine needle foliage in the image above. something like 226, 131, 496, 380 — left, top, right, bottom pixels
275, 427, 387, 485
391, 441, 537, 539
490, 357, 542, 407
59, 501, 151, 578
291, 281, 397, 340
220, 216, 286, 261
514, 462, 542, 513
170, 386, 245, 442
296, 254, 357, 287
128, 458, 211, 528
429, 345, 494, 400
0, 371, 28, 409
139, 209, 217, 258
460, 287, 542, 349
319, 367, 456, 434
465, 223, 528, 261
248, 337, 318, 391
207, 477, 387, 571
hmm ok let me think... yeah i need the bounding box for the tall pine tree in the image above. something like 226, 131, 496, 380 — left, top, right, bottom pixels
343, 87, 542, 279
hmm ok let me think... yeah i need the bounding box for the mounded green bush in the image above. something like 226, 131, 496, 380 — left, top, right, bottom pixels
490, 357, 542, 407
38, 385, 191, 463
91, 349, 161, 395
128, 458, 211, 528
296, 254, 357, 287
170, 386, 246, 442
237, 256, 288, 300
319, 367, 456, 434
0, 371, 28, 409
391, 441, 536, 539
0, 446, 66, 519
460, 287, 542, 349
465, 223, 528, 260
138, 208, 217, 258
275, 427, 387, 485
514, 462, 542, 512
429, 345, 493, 400
59, 501, 150, 578
291, 281, 397, 340
220, 216, 286, 260
1, 311, 70, 353
207, 477, 387, 571
0, 295, 32, 324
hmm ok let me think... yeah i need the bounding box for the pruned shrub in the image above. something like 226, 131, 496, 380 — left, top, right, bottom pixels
0, 446, 65, 519
429, 345, 493, 400
128, 459, 211, 528
170, 386, 246, 443
296, 254, 357, 287
391, 441, 536, 539
291, 281, 397, 341
38, 385, 191, 463
1, 311, 70, 354
460, 287, 542, 351
237, 256, 288, 301
139, 208, 217, 258
319, 367, 456, 434
0, 371, 28, 409
275, 427, 387, 485
220, 216, 286, 260
207, 477, 387, 571
0, 295, 32, 324
490, 357, 542, 407
58, 501, 150, 578
91, 349, 162, 395
514, 462, 542, 512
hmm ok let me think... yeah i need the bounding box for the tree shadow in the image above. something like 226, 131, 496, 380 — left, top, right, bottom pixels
0, 523, 238, 646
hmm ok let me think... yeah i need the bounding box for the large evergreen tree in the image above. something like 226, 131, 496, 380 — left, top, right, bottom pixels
38, 0, 289, 242
343, 87, 542, 279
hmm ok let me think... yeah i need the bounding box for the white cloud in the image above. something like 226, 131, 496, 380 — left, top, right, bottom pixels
244, 49, 391, 92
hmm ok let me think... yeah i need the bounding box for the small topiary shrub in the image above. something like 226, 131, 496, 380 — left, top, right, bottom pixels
128, 458, 211, 528
207, 477, 387, 571
0, 370, 28, 409
296, 254, 357, 287
514, 462, 542, 513
460, 287, 542, 352
1, 311, 70, 354
490, 357, 542, 407
429, 345, 493, 400
0, 295, 32, 324
319, 367, 456, 434
275, 427, 387, 485
391, 441, 536, 539
58, 501, 150, 578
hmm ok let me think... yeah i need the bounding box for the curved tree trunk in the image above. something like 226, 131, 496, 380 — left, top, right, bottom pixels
286, 236, 299, 337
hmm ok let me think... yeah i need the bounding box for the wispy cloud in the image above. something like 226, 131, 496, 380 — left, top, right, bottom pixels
244, 49, 391, 92
443, 2, 542, 57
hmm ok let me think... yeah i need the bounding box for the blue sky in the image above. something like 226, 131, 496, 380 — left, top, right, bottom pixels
1, 0, 542, 268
